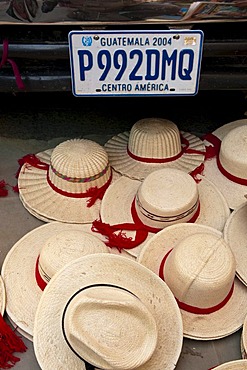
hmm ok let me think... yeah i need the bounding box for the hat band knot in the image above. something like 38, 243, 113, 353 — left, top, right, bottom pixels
204, 133, 247, 186
127, 134, 205, 164
159, 249, 234, 315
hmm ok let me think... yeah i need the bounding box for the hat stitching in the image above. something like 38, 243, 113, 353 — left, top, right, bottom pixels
158, 248, 235, 315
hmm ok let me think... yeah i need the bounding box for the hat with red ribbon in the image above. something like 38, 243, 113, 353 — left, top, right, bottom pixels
203, 119, 247, 210
104, 117, 206, 181
138, 222, 247, 340
17, 138, 120, 223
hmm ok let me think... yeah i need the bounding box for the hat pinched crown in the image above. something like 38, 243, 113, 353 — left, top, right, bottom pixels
62, 285, 158, 369
163, 233, 236, 313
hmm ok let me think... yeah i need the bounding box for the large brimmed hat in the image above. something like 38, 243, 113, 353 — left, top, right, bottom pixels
211, 360, 247, 369
203, 119, 247, 210
18, 138, 120, 223
92, 167, 230, 257
33, 254, 183, 370
104, 117, 206, 181
137, 223, 247, 340
1, 222, 112, 341
224, 202, 247, 287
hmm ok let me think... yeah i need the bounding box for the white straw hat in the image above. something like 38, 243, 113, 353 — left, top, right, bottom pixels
105, 117, 206, 181
92, 167, 230, 258
1, 222, 111, 341
203, 119, 247, 210
137, 223, 247, 340
224, 202, 247, 287
211, 360, 247, 369
18, 138, 120, 223
33, 254, 183, 370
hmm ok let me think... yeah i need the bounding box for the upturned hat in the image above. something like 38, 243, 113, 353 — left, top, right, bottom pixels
92, 167, 229, 257
104, 117, 206, 180
18, 138, 120, 223
138, 223, 247, 340
203, 119, 247, 209
1, 222, 111, 340
33, 254, 183, 370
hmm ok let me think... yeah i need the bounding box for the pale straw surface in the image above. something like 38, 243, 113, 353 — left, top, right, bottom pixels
1, 222, 111, 340
212, 359, 247, 369
224, 202, 247, 287
100, 168, 230, 257
241, 313, 247, 359
34, 254, 183, 370
138, 223, 247, 340
0, 276, 6, 316
105, 118, 206, 180
18, 138, 116, 223
203, 119, 247, 209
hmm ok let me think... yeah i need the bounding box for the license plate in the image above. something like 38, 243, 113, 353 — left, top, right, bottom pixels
68, 30, 204, 97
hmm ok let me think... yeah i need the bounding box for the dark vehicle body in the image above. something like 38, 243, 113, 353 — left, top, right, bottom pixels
0, 1, 246, 93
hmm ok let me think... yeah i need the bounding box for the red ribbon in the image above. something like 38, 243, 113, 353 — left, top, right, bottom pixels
159, 249, 234, 315
127, 134, 205, 163
204, 133, 247, 186
35, 256, 47, 291
0, 39, 25, 90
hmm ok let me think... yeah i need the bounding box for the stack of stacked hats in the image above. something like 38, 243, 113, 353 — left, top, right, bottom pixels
2, 116, 247, 370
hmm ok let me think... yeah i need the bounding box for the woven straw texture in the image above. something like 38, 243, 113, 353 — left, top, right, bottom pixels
138, 223, 247, 340
33, 254, 183, 370
212, 359, 247, 369
0, 276, 6, 316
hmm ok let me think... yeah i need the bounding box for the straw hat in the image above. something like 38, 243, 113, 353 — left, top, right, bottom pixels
18, 138, 120, 223
1, 222, 112, 341
211, 360, 247, 369
33, 254, 183, 370
224, 202, 247, 287
104, 118, 206, 181
137, 223, 247, 340
92, 167, 230, 258
203, 119, 247, 210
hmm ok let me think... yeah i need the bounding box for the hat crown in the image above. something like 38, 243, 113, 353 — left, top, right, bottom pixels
38, 231, 108, 284
63, 285, 158, 370
49, 138, 111, 193
128, 118, 181, 159
164, 233, 236, 309
219, 125, 247, 180
136, 168, 199, 229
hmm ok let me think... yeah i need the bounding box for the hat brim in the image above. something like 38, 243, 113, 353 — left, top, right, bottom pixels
0, 276, 6, 316
105, 130, 205, 181
203, 119, 247, 210
100, 174, 230, 258
137, 223, 247, 340
212, 359, 247, 369
33, 254, 183, 370
242, 315, 247, 359
224, 202, 247, 287
18, 149, 121, 224
1, 222, 112, 340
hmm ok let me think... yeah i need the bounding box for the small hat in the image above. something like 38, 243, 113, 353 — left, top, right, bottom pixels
33, 254, 183, 370
92, 167, 230, 257
18, 138, 120, 223
104, 117, 206, 181
210, 360, 247, 369
203, 119, 247, 210
137, 223, 247, 340
1, 222, 111, 341
223, 202, 247, 287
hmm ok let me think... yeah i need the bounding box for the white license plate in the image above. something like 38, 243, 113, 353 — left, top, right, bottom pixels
68, 30, 204, 97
